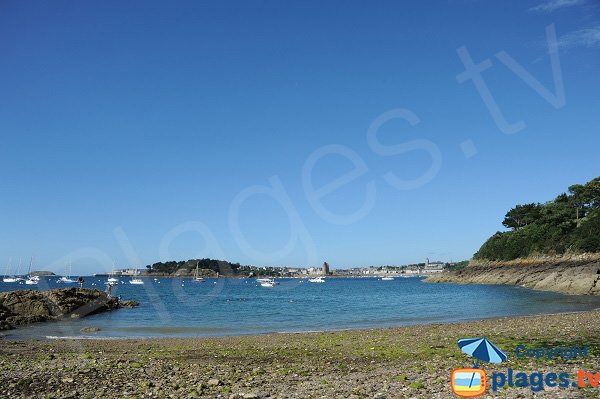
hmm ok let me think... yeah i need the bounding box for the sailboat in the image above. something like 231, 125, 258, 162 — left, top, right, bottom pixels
308, 276, 325, 283
14, 258, 26, 282
2, 258, 18, 283
193, 262, 205, 282
25, 257, 38, 285
3, 258, 18, 283
58, 262, 76, 283
107, 263, 119, 283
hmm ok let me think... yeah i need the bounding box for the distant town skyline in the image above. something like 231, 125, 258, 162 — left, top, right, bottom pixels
1, 1, 599, 275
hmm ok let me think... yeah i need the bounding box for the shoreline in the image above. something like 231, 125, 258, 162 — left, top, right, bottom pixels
426, 259, 600, 295
6, 305, 600, 342
6, 296, 600, 342
1, 309, 599, 398
20, 307, 600, 341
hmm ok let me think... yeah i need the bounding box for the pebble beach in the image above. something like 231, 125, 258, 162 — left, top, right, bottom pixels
1, 309, 599, 398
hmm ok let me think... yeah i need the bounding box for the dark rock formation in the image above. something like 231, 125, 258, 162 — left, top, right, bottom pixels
119, 300, 139, 308
0, 288, 127, 330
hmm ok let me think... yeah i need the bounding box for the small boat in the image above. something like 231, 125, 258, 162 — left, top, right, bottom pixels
193, 262, 205, 282
107, 263, 119, 283
259, 278, 277, 287
57, 262, 76, 283
129, 278, 144, 285
257, 277, 279, 285
381, 276, 394, 281
308, 277, 325, 283
3, 258, 19, 283
24, 257, 38, 285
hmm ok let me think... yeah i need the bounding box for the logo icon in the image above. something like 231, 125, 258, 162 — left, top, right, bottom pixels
451, 337, 507, 397
451, 368, 486, 397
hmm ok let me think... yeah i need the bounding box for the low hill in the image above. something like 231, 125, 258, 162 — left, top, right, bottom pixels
474, 176, 600, 261
427, 177, 600, 295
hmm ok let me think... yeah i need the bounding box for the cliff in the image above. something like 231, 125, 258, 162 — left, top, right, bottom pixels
426, 254, 600, 295
0, 288, 134, 330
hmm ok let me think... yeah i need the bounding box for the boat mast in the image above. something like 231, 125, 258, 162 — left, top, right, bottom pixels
4, 257, 11, 277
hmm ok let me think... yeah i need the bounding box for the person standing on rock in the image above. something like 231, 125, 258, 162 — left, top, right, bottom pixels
76, 276, 85, 288
106, 283, 113, 297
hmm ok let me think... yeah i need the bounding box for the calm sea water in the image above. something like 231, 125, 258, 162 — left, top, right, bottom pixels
3, 276, 600, 340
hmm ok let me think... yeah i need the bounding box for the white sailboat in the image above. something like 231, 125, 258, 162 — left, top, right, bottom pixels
193, 262, 205, 282
381, 276, 394, 281
58, 262, 76, 283
3, 258, 18, 283
107, 263, 119, 283
24, 257, 38, 285
11, 258, 26, 282
308, 277, 325, 283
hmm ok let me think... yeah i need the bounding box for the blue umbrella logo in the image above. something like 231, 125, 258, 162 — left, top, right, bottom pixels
458, 337, 507, 366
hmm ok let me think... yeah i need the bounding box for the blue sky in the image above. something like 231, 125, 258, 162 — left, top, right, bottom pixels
1, 0, 599, 274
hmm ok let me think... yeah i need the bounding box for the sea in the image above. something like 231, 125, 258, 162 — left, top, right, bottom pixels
2, 276, 600, 340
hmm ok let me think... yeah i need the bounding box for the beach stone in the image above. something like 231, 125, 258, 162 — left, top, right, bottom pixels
208, 378, 221, 386
80, 327, 100, 333
119, 300, 139, 308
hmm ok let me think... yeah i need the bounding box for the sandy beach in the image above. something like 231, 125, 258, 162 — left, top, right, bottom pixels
1, 309, 599, 398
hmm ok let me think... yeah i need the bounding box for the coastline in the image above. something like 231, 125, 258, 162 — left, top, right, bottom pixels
2, 310, 599, 398
426, 255, 600, 295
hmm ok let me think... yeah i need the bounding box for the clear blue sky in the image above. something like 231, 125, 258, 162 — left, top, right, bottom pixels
1, 0, 599, 274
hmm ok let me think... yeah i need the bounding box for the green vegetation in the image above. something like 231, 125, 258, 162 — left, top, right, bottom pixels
444, 260, 469, 272
145, 258, 243, 275
475, 177, 600, 261
145, 258, 285, 277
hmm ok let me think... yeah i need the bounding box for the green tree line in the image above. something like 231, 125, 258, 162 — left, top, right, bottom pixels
146, 258, 243, 275
474, 177, 600, 261
145, 258, 286, 277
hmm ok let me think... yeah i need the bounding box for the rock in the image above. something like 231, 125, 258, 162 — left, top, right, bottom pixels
30, 271, 56, 276
208, 379, 221, 386
80, 327, 100, 333
243, 394, 259, 399
0, 288, 122, 329
426, 260, 600, 295
119, 300, 139, 308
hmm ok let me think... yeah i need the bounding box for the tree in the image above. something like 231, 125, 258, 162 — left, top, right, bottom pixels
476, 176, 600, 261
502, 203, 541, 230
568, 184, 588, 220
584, 178, 600, 209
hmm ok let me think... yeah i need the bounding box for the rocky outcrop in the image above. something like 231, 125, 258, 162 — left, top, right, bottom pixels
173, 267, 218, 277
426, 258, 600, 295
0, 288, 128, 330
30, 271, 56, 276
